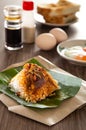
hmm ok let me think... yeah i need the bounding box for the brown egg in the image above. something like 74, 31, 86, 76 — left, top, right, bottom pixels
35, 33, 57, 50
49, 28, 68, 43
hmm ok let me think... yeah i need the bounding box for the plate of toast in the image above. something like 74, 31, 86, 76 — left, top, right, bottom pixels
36, 0, 80, 26
35, 13, 78, 27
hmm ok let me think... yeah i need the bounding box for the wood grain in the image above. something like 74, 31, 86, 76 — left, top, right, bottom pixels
0, 0, 86, 130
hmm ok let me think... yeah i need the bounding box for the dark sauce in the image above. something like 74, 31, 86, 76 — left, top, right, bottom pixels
5, 28, 22, 47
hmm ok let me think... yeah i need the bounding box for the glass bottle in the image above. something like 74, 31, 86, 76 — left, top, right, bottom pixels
4, 5, 23, 50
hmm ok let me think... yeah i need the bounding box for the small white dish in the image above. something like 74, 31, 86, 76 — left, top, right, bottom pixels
57, 39, 86, 65
35, 13, 78, 27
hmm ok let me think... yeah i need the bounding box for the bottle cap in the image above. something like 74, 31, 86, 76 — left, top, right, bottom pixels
23, 1, 34, 10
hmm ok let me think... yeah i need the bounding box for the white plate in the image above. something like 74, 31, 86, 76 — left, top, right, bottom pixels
57, 39, 86, 65
35, 14, 78, 27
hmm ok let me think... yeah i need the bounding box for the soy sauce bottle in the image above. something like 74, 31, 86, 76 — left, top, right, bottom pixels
4, 5, 23, 50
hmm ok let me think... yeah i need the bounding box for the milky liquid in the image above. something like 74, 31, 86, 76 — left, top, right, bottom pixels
22, 25, 36, 44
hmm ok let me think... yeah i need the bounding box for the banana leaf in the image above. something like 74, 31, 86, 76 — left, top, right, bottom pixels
0, 58, 82, 108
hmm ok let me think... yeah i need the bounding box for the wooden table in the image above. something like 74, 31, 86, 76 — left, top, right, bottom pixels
0, 0, 86, 130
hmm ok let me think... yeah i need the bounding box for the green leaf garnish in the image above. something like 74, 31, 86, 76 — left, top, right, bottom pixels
0, 58, 82, 109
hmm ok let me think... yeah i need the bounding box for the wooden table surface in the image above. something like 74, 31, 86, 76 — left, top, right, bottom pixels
0, 0, 86, 130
